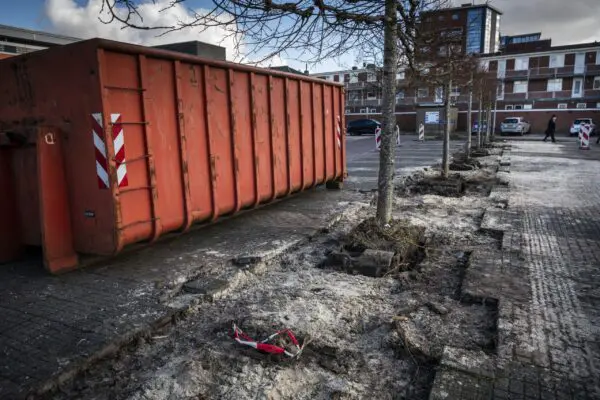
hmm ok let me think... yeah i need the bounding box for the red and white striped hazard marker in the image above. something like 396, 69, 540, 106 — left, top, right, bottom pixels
376, 126, 401, 150
92, 113, 129, 189
580, 124, 591, 150
418, 123, 425, 141
336, 115, 342, 149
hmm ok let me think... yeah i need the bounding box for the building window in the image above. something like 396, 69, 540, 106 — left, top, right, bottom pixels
576, 103, 587, 109
348, 91, 360, 102
483, 9, 492, 54
593, 76, 600, 90
344, 74, 350, 82
514, 105, 523, 110
549, 54, 565, 68
557, 103, 568, 109
345, 108, 351, 114
597, 102, 600, 109
524, 104, 533, 110
359, 108, 366, 113
452, 13, 459, 20
349, 73, 358, 84
497, 82, 505, 99
434, 87, 443, 103
367, 72, 376, 82
494, 14, 501, 52
514, 81, 528, 93
438, 15, 445, 21
369, 108, 377, 113
466, 8, 483, 54
396, 71, 405, 80
505, 105, 514, 110
547, 78, 563, 92
451, 86, 461, 96
515, 57, 529, 71
396, 90, 405, 101
366, 91, 376, 99
573, 78, 583, 97
417, 88, 429, 98
333, 75, 340, 82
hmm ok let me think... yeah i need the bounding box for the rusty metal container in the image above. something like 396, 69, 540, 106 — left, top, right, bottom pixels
0, 39, 346, 273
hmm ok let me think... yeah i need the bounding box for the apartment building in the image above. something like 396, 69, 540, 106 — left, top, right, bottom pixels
0, 24, 79, 59
480, 39, 600, 132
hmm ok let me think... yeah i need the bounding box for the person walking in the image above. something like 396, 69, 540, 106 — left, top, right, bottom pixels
543, 115, 557, 143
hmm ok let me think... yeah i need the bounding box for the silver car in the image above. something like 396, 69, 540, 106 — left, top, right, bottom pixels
500, 117, 531, 136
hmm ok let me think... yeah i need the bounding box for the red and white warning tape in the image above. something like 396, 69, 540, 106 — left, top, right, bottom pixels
232, 323, 304, 358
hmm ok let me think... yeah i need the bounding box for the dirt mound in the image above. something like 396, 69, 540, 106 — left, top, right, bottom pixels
344, 218, 426, 273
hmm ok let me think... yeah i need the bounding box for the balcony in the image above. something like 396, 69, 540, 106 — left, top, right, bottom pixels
586, 64, 600, 76
556, 65, 577, 77
503, 69, 530, 80
552, 90, 574, 100
529, 67, 557, 79
527, 91, 556, 100
502, 93, 528, 101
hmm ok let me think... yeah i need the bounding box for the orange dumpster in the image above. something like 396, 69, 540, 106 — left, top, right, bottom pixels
0, 38, 346, 273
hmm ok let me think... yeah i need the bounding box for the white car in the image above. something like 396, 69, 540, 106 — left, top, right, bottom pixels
500, 117, 531, 136
570, 118, 596, 137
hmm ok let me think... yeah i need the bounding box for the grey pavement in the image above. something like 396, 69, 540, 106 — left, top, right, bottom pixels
345, 134, 464, 190
430, 140, 600, 399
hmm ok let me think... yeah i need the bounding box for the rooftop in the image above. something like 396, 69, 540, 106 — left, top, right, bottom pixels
0, 24, 80, 46
421, 2, 503, 16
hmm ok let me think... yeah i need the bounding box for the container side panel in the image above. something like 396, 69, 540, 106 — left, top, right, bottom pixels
11, 148, 41, 246
206, 67, 235, 216
231, 71, 255, 208
180, 64, 213, 221
0, 150, 23, 261
323, 84, 334, 181
103, 51, 153, 243
270, 77, 288, 197
300, 81, 314, 187
145, 58, 185, 232
312, 84, 325, 184
253, 74, 273, 202
287, 79, 302, 191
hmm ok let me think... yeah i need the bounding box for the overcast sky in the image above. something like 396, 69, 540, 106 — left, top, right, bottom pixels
487, 0, 600, 45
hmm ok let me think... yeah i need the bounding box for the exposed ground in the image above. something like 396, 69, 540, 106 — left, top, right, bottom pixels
40, 148, 504, 400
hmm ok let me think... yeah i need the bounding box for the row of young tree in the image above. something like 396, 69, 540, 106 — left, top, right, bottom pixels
100, 0, 499, 227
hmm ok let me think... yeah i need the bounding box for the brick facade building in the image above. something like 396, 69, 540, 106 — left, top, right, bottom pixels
311, 3, 600, 135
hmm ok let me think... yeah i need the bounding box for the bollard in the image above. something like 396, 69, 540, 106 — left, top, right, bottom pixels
418, 123, 425, 141
580, 124, 591, 150
375, 127, 382, 150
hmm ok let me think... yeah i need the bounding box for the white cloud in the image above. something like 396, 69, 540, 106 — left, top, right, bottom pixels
45, 0, 242, 60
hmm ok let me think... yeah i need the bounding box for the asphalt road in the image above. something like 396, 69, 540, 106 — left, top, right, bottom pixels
345, 134, 463, 191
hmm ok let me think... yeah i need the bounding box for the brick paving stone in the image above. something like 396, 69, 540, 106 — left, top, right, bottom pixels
430, 141, 600, 399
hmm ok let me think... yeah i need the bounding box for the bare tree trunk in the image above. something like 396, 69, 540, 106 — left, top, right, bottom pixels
442, 81, 452, 178
466, 80, 473, 159
477, 90, 483, 149
375, 0, 398, 227
485, 98, 492, 145
492, 97, 498, 141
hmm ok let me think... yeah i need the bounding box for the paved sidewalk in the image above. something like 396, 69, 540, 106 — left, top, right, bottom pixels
431, 141, 600, 399
0, 188, 365, 399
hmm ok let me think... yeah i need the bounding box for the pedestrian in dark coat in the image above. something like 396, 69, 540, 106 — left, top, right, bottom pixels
543, 115, 557, 143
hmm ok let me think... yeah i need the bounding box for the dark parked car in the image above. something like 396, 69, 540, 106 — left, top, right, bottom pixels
347, 119, 381, 135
